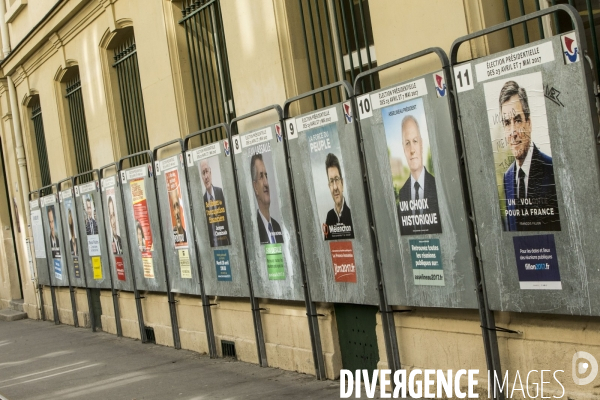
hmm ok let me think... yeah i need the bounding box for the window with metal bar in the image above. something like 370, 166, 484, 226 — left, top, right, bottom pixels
65, 71, 93, 174
500, 0, 600, 82
298, 0, 378, 109
29, 97, 51, 188
179, 0, 235, 141
112, 35, 150, 157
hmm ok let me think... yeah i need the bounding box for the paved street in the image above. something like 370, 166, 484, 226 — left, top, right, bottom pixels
0, 319, 341, 400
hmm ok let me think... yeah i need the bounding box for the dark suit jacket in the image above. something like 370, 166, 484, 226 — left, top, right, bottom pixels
503, 144, 560, 231
324, 201, 354, 240
398, 167, 442, 235
204, 186, 231, 247
112, 234, 123, 255
50, 234, 61, 258
257, 212, 284, 244
86, 218, 98, 235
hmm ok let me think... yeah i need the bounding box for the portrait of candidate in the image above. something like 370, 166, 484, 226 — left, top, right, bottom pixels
201, 159, 230, 247
84, 195, 99, 235
499, 80, 560, 231
251, 153, 284, 244
47, 205, 61, 258
136, 219, 146, 252
169, 188, 187, 245
397, 114, 442, 235
67, 209, 78, 257
322, 153, 354, 240
108, 195, 122, 255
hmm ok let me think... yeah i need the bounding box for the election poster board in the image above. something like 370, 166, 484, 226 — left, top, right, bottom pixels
30, 198, 51, 286
232, 123, 304, 301
75, 180, 112, 289
120, 165, 167, 292
101, 175, 134, 292
59, 188, 86, 287
284, 103, 379, 304
453, 30, 600, 314
155, 154, 202, 295
355, 64, 478, 308
40, 193, 70, 287
186, 139, 250, 297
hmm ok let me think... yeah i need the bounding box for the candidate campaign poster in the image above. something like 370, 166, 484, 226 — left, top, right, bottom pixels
306, 123, 355, 241
382, 97, 442, 236
46, 204, 62, 280
484, 71, 561, 232
82, 193, 101, 256
63, 195, 81, 278
105, 188, 123, 256
199, 155, 231, 248
30, 209, 46, 259
130, 178, 155, 279
165, 168, 188, 249
245, 130, 286, 280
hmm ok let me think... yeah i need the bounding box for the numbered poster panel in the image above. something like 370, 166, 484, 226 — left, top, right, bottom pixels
101, 175, 134, 292
285, 103, 379, 305
120, 165, 167, 292
454, 32, 600, 315
75, 180, 112, 289
233, 123, 304, 301
59, 188, 86, 287
356, 68, 477, 308
186, 140, 250, 297
155, 154, 202, 295
40, 193, 70, 287
30, 198, 51, 286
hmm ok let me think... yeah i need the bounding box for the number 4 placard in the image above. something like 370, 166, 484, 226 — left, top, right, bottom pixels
454, 63, 474, 93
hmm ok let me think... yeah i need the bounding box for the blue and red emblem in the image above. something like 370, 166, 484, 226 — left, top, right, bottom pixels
223, 139, 230, 156
434, 73, 447, 97
563, 36, 579, 63
275, 124, 282, 142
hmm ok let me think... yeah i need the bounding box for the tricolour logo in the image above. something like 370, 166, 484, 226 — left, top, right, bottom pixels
275, 123, 282, 142
433, 72, 447, 97
343, 101, 353, 123
223, 139, 230, 156
561, 33, 579, 64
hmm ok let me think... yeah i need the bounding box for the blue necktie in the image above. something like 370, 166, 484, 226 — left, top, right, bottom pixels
268, 222, 275, 244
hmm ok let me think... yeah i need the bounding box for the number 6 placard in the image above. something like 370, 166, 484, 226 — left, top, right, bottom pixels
454, 63, 474, 93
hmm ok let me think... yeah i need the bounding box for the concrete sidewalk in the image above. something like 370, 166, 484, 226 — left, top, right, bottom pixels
0, 319, 341, 400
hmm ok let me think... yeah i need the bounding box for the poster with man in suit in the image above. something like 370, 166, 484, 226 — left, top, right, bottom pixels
484, 72, 561, 231
200, 157, 231, 247
382, 97, 442, 235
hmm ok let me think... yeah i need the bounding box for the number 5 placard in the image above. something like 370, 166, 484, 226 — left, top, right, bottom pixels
454, 63, 474, 93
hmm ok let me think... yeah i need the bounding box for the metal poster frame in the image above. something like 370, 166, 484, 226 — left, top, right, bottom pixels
184, 123, 267, 367
39, 182, 78, 327
100, 162, 142, 339
118, 151, 180, 348
230, 106, 326, 379
282, 81, 400, 373
154, 139, 217, 357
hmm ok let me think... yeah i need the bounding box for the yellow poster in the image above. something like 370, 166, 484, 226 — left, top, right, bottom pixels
92, 256, 103, 280
143, 257, 155, 279
179, 249, 192, 279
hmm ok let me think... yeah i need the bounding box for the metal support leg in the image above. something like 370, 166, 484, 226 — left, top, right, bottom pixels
50, 286, 59, 325
39, 285, 46, 321
134, 290, 147, 343
112, 289, 123, 337
167, 292, 181, 349
86, 288, 96, 332
202, 299, 218, 358
70, 286, 79, 328
250, 298, 268, 367
305, 301, 326, 380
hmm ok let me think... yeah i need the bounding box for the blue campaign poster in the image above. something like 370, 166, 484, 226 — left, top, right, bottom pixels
513, 234, 561, 290
214, 249, 232, 282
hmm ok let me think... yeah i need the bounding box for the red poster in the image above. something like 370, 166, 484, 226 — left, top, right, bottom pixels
329, 241, 357, 283
115, 256, 126, 281
165, 169, 188, 248
130, 178, 153, 252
